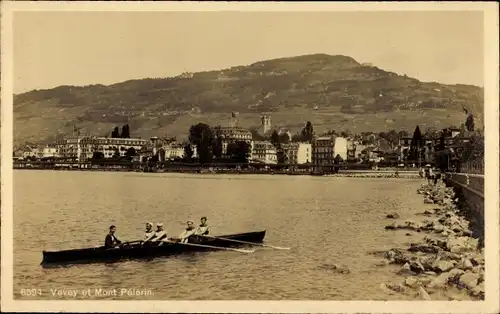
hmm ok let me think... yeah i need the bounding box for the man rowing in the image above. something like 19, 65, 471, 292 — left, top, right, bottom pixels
143, 222, 155, 243
152, 223, 167, 242
177, 220, 197, 243
104, 225, 122, 248
195, 216, 210, 236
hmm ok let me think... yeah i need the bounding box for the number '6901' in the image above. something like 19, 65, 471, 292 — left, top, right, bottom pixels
20, 288, 42, 297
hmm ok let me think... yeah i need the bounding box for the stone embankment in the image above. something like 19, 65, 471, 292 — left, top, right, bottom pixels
326, 172, 420, 179
374, 181, 485, 300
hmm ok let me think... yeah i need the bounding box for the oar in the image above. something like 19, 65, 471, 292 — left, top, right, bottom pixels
201, 235, 290, 250
162, 240, 256, 253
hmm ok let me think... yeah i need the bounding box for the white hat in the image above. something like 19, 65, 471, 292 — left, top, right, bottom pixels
187, 220, 194, 224
146, 222, 153, 226
156, 223, 163, 227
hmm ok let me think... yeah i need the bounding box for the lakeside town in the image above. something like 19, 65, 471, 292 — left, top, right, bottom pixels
14, 111, 484, 175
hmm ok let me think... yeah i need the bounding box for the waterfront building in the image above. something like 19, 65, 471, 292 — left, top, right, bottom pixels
312, 136, 335, 171
216, 126, 253, 159
251, 141, 277, 164
22, 145, 59, 159
55, 136, 147, 161
281, 142, 312, 164
163, 142, 187, 160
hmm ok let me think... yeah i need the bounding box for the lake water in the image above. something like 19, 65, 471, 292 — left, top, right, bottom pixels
14, 170, 428, 300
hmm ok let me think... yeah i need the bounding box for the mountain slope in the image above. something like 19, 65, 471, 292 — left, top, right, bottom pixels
14, 53, 483, 146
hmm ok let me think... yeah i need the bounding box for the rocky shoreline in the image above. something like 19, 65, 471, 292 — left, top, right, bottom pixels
373, 180, 485, 300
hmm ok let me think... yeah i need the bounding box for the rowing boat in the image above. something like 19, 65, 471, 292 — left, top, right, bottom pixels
41, 230, 266, 266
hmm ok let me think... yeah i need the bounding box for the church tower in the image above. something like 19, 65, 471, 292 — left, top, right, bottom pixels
261, 113, 271, 134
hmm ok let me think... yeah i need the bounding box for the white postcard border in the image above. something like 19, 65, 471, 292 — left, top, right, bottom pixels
1, 1, 499, 313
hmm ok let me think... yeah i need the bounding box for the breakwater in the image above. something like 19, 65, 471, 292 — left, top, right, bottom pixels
372, 179, 485, 300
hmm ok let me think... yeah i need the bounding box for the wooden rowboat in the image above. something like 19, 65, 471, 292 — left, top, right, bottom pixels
41, 230, 266, 266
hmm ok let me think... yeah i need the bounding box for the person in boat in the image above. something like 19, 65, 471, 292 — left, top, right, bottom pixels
104, 225, 122, 249
151, 223, 167, 242
195, 216, 210, 236
177, 220, 197, 243
142, 222, 156, 243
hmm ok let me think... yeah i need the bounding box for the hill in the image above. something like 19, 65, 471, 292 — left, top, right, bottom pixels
14, 53, 483, 146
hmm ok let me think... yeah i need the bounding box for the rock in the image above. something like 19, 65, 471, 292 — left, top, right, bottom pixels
433, 223, 445, 233
424, 271, 437, 276
380, 283, 395, 295
455, 258, 473, 271
470, 254, 485, 266
458, 272, 479, 290
419, 286, 432, 300
404, 276, 419, 288
386, 283, 408, 294
438, 251, 462, 262
447, 236, 479, 253
397, 263, 416, 276
405, 233, 412, 236
385, 249, 410, 264
470, 282, 485, 299
428, 273, 450, 289
385, 222, 397, 230
409, 260, 426, 274
418, 276, 433, 287
432, 260, 455, 273
424, 198, 434, 204
408, 243, 439, 254
423, 209, 434, 216
386, 212, 400, 219
318, 263, 350, 274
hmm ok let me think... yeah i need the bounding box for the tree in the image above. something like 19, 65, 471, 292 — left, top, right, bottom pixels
125, 147, 136, 159
111, 126, 120, 138
334, 154, 344, 164
465, 114, 475, 132
189, 123, 214, 164
211, 126, 223, 160
121, 124, 130, 138
226, 141, 251, 163
91, 151, 105, 161
301, 121, 314, 142
409, 125, 423, 163
278, 133, 290, 144
112, 148, 121, 159
183, 143, 194, 161
277, 149, 287, 164
270, 130, 280, 147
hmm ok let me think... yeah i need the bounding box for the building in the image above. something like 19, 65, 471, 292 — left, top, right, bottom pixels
334, 137, 348, 161
22, 145, 59, 159
216, 126, 253, 158
162, 142, 187, 160
281, 142, 312, 164
251, 141, 277, 164
55, 136, 147, 161
312, 136, 335, 171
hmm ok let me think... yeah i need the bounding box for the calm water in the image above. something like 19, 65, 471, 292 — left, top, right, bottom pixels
14, 170, 427, 300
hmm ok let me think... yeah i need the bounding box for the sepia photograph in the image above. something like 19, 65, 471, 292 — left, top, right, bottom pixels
1, 1, 498, 313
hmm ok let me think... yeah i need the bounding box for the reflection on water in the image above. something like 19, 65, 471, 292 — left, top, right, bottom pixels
15, 170, 426, 300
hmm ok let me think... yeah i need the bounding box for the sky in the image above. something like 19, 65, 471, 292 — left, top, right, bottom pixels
13, 10, 484, 94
